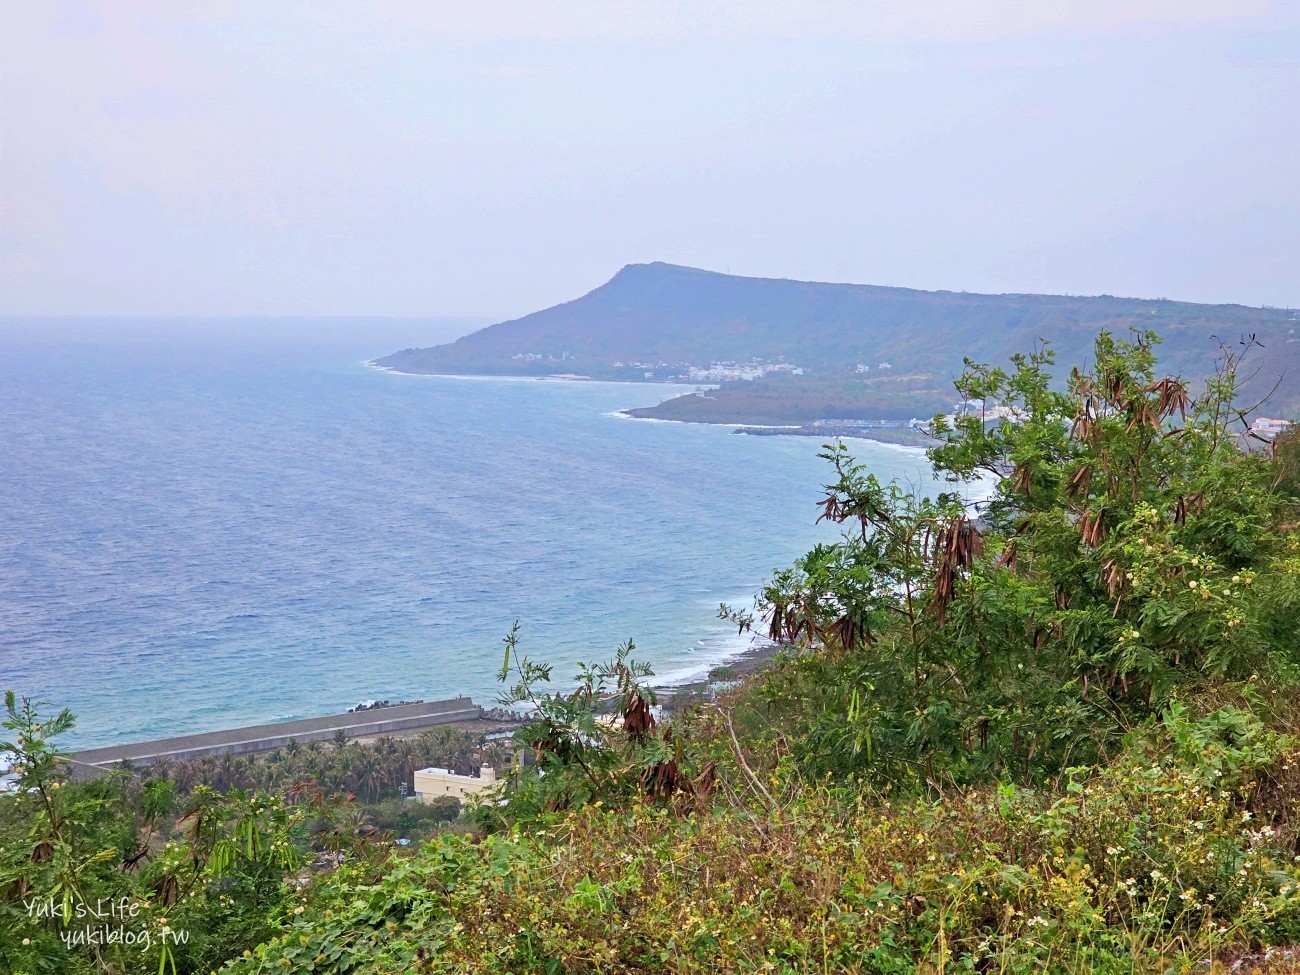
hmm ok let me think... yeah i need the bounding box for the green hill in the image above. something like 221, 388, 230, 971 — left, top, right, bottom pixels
378, 262, 1299, 420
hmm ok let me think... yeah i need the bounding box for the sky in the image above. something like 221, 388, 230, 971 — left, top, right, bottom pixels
2, 1, 1298, 318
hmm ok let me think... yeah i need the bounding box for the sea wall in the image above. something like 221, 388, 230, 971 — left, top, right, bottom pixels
68, 697, 483, 775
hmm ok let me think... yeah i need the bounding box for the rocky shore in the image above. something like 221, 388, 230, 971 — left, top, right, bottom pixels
733, 423, 932, 448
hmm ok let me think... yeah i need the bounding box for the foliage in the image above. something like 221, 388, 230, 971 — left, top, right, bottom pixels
486, 625, 715, 825
747, 331, 1300, 785
362, 797, 461, 837
0, 696, 434, 975
146, 727, 504, 806
1272, 425, 1300, 500
627, 373, 952, 424
216, 709, 1300, 974
0, 704, 499, 973
0, 692, 338, 975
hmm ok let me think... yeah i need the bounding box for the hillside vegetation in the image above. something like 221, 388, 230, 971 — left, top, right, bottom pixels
10, 331, 1300, 973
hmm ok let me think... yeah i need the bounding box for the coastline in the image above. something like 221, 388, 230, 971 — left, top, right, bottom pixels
369, 361, 934, 452
365, 360, 689, 389
653, 636, 784, 707
343, 363, 956, 715
615, 409, 934, 453
70, 632, 781, 759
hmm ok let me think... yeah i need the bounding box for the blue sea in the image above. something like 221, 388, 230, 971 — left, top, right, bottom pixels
0, 319, 955, 749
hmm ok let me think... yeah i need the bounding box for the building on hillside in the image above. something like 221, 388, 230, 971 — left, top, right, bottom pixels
412, 765, 498, 802
1251, 417, 1294, 442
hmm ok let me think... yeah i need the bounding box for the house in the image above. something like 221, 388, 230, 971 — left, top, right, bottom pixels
412, 765, 498, 801
1251, 417, 1294, 442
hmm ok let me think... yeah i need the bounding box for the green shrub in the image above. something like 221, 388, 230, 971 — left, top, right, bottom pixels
216, 711, 1300, 974
747, 332, 1300, 787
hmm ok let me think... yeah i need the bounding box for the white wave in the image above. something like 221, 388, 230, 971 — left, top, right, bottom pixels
652, 591, 771, 687
858, 439, 929, 455
605, 412, 683, 424
653, 630, 773, 688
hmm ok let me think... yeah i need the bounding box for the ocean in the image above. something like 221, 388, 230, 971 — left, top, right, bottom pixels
0, 319, 955, 749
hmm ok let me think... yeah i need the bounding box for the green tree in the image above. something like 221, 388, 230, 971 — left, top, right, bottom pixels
755, 331, 1300, 786
489, 624, 714, 824
0, 692, 304, 974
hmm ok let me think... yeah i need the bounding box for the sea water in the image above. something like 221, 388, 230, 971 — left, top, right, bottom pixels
0, 319, 954, 748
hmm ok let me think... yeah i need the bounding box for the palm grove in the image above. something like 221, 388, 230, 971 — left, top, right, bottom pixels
7, 330, 1300, 973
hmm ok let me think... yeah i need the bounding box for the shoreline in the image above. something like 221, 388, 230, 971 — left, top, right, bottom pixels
616, 409, 934, 453
653, 638, 784, 708
369, 361, 933, 452
365, 360, 688, 389
70, 642, 783, 761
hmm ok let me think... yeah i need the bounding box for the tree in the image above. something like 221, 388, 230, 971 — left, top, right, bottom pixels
489, 624, 714, 823
0, 692, 305, 974
755, 331, 1300, 786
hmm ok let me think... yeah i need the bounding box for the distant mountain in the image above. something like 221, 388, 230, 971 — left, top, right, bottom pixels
377, 263, 1300, 420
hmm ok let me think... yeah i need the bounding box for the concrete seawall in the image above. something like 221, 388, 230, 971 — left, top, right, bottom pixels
69, 697, 483, 775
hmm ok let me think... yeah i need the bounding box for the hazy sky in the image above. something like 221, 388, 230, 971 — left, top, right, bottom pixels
2, 2, 1297, 317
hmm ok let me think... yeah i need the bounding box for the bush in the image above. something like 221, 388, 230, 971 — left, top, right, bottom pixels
365, 796, 461, 836
216, 710, 1300, 974
747, 332, 1300, 787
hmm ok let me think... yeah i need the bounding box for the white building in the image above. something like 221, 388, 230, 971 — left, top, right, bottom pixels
412, 765, 498, 802
1252, 417, 1294, 441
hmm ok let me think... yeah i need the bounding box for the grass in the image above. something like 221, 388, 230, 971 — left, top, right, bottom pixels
219, 699, 1300, 974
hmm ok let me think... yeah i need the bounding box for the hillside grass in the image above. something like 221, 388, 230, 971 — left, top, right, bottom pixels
220, 690, 1300, 974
